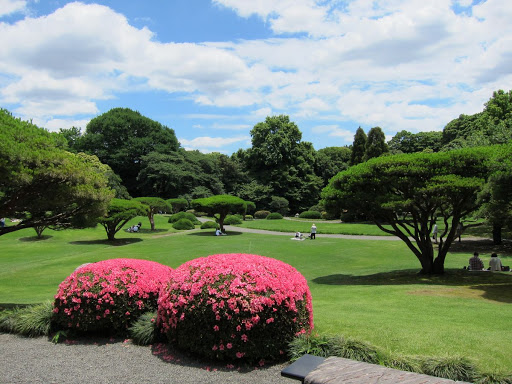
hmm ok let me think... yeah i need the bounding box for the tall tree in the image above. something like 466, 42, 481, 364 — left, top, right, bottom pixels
364, 126, 388, 161
322, 147, 491, 274
245, 115, 322, 212
0, 109, 113, 236
350, 127, 367, 165
76, 108, 180, 196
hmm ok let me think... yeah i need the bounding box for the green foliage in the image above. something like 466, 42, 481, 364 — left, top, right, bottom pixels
420, 356, 477, 382
245, 115, 323, 212
266, 212, 283, 220
245, 215, 254, 220
137, 150, 225, 199
191, 195, 246, 231
0, 109, 114, 236
388, 130, 442, 154
327, 335, 380, 363
476, 373, 512, 384
288, 334, 332, 360
172, 218, 195, 230
0, 302, 53, 337
200, 220, 219, 229
269, 196, 289, 216
224, 214, 243, 225
76, 108, 179, 195
133, 197, 171, 230
98, 198, 148, 240
245, 201, 257, 214
365, 126, 389, 161
322, 147, 493, 274
166, 198, 188, 213
128, 311, 159, 345
315, 146, 351, 185
350, 127, 367, 165
168, 212, 200, 225
299, 211, 322, 219
254, 210, 271, 219
288, 334, 380, 364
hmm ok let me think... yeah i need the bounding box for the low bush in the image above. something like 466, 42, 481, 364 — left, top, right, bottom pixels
53, 259, 172, 335
168, 212, 200, 225
254, 210, 271, 219
172, 218, 195, 230
224, 215, 242, 225
158, 253, 313, 363
266, 212, 283, 220
0, 302, 53, 337
421, 356, 477, 382
129, 311, 159, 345
420, 356, 477, 382
200, 220, 219, 230
244, 215, 253, 221
288, 334, 380, 364
299, 211, 322, 219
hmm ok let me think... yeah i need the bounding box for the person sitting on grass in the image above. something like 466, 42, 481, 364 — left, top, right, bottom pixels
489, 253, 503, 272
468, 252, 484, 270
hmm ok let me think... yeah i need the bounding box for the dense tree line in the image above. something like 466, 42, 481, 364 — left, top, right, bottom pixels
2, 89, 511, 249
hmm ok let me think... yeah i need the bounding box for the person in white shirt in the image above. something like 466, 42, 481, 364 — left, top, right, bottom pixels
310, 224, 317, 240
489, 253, 503, 272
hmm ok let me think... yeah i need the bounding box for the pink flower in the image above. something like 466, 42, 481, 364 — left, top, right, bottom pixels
213, 325, 219, 331
266, 317, 274, 324
236, 352, 245, 358
226, 343, 233, 349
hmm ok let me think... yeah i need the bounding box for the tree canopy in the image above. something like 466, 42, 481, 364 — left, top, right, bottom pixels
0, 109, 113, 236
76, 108, 180, 196
244, 115, 323, 212
322, 147, 492, 274
191, 195, 246, 232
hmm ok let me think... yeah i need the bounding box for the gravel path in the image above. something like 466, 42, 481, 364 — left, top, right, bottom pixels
1, 333, 294, 384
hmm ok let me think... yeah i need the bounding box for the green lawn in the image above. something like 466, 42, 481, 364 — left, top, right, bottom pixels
238, 218, 393, 235
1, 215, 512, 373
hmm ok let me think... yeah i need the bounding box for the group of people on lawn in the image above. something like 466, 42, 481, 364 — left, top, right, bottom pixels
468, 252, 508, 272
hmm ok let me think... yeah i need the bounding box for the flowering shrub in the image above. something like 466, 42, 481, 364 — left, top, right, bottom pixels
158, 253, 313, 362
53, 259, 172, 334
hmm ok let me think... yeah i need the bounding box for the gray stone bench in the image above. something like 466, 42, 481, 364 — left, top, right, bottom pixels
282, 355, 472, 384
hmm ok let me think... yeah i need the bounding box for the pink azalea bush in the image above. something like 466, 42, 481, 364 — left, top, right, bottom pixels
157, 253, 313, 362
53, 258, 172, 334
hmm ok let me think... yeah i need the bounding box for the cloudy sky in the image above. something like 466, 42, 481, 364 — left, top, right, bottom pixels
1, 0, 511, 154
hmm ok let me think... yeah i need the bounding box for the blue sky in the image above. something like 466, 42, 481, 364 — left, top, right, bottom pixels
1, 0, 511, 155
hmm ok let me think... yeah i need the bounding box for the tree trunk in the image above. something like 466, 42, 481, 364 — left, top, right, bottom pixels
492, 224, 502, 245
149, 213, 155, 231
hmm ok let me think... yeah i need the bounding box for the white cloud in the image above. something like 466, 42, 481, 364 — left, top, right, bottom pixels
1, 0, 511, 146
0, 0, 26, 17
179, 135, 250, 152
312, 125, 354, 142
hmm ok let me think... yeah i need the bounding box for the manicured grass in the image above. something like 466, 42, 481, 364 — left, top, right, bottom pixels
1, 216, 512, 373
238, 218, 393, 236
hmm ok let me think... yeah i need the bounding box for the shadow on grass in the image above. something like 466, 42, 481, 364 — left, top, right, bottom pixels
313, 269, 512, 286
18, 235, 53, 242
187, 231, 243, 237
313, 269, 512, 304
69, 238, 143, 246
